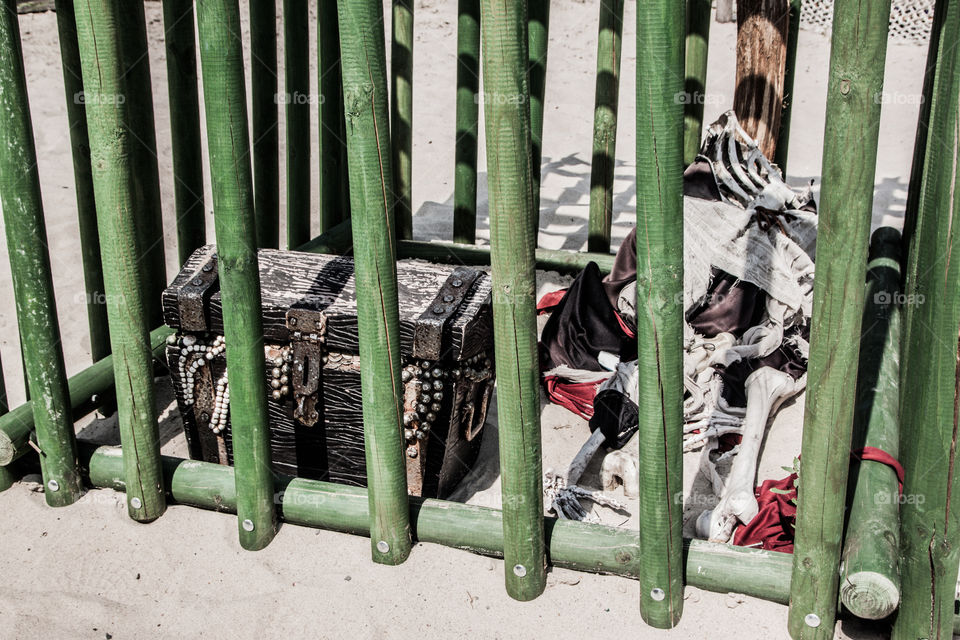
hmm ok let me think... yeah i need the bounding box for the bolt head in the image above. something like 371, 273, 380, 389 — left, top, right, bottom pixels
377, 540, 390, 553
650, 588, 665, 601
804, 614, 821, 628
130, 497, 143, 509
47, 480, 59, 492
242, 519, 255, 532
513, 564, 527, 578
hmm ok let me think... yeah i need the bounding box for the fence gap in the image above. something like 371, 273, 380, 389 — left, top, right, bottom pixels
0, 0, 83, 507
337, 0, 413, 566
162, 0, 207, 265
452, 0, 481, 245
586, 0, 624, 254
635, 0, 686, 628
787, 1, 892, 637
196, 0, 278, 550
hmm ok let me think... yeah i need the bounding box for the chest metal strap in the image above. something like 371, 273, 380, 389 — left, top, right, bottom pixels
413, 267, 479, 361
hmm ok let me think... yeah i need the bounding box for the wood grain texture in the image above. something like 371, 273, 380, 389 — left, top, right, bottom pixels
337, 0, 412, 566
733, 0, 789, 160
74, 0, 166, 520
480, 0, 546, 602
892, 1, 960, 637
635, 0, 686, 628
196, 0, 277, 551
787, 1, 892, 637
0, 0, 82, 506
840, 228, 902, 620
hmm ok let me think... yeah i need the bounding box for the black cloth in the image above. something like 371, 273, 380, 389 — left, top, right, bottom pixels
540, 261, 636, 372
686, 269, 767, 339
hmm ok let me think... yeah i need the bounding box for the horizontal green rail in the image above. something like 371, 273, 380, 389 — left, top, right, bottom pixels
79, 442, 794, 603
298, 220, 615, 275
0, 327, 174, 466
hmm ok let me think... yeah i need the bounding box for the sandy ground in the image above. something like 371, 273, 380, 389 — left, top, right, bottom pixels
0, 1, 931, 638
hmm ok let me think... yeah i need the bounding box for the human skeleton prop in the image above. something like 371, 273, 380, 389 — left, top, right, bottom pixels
544, 112, 816, 543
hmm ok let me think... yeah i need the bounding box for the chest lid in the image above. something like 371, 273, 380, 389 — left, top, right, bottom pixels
162, 246, 493, 362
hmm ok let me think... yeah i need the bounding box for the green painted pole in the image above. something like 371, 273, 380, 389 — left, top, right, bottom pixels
0, 0, 83, 508
0, 327, 174, 467
892, 3, 960, 637
318, 0, 347, 234
787, 1, 892, 637
839, 227, 902, 620
250, 0, 279, 249
392, 0, 414, 240
196, 0, 278, 551
773, 0, 801, 174
452, 0, 480, 245
337, 0, 412, 566
162, 0, 207, 265
635, 0, 686, 629
0, 355, 11, 492
480, 0, 545, 602
54, 0, 110, 362
586, 0, 624, 254
119, 1, 167, 327
284, 0, 311, 249
901, 0, 949, 270
682, 0, 711, 167
75, 0, 169, 522
528, 0, 549, 238
81, 442, 796, 602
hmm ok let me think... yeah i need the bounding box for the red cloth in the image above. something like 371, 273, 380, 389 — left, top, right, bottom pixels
731, 448, 905, 553
542, 375, 601, 420
732, 473, 798, 552
537, 289, 567, 315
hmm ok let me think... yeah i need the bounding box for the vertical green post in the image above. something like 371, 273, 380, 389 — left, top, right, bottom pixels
839, 227, 902, 621
54, 0, 110, 362
337, 0, 412, 566
284, 0, 311, 249
892, 3, 960, 638
527, 0, 549, 238
787, 1, 892, 637
162, 0, 207, 264
635, 0, 685, 628
318, 0, 348, 234
682, 0, 711, 167
0, 0, 83, 508
74, 0, 167, 521
250, 0, 279, 249
392, 0, 414, 240
452, 0, 481, 245
119, 2, 167, 327
586, 0, 624, 254
196, 0, 278, 550
480, 0, 546, 601
773, 0, 802, 173
901, 0, 948, 264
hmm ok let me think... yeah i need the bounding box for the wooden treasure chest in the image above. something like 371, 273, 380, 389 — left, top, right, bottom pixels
162, 246, 495, 498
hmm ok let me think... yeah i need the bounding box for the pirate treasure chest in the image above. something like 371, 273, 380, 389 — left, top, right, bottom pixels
162, 246, 494, 498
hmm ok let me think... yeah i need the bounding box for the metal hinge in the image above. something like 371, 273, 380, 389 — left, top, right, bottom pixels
285, 306, 328, 427
413, 266, 480, 361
